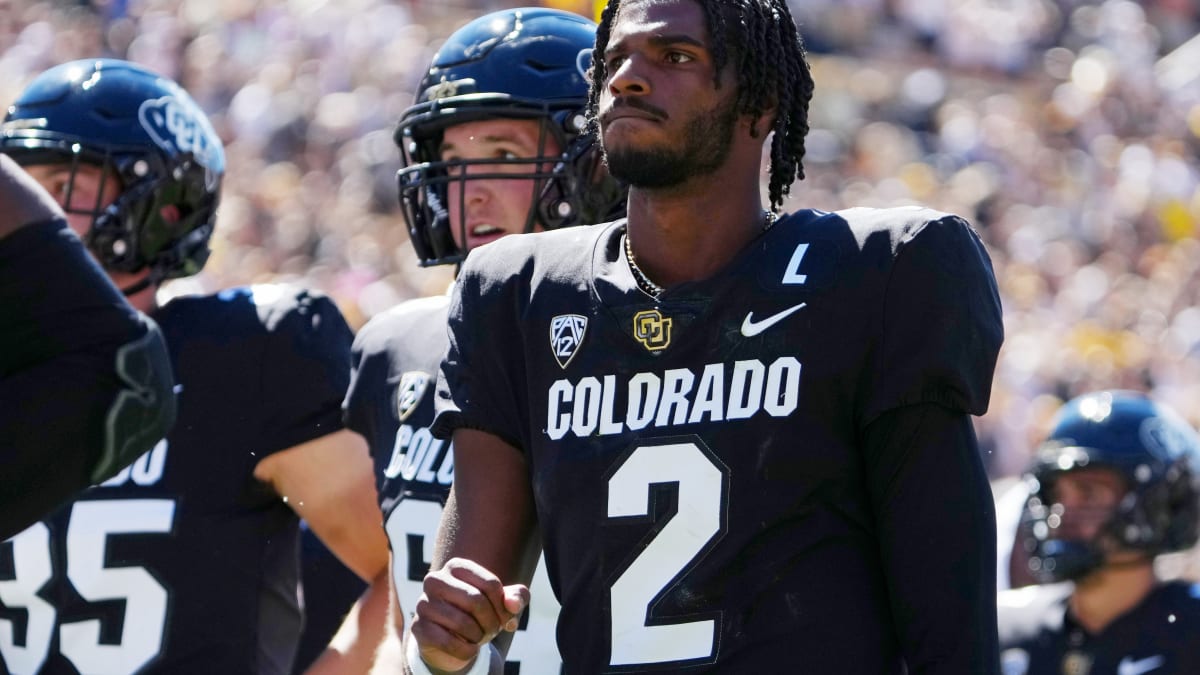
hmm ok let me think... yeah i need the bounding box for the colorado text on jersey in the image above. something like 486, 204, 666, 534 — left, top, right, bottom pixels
546, 357, 802, 440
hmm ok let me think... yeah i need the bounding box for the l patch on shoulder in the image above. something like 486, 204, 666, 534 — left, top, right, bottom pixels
551, 314, 588, 369
396, 371, 431, 422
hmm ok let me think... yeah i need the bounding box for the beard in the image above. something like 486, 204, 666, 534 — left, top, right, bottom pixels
602, 96, 739, 189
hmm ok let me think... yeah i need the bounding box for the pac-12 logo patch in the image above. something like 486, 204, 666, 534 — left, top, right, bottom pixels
633, 309, 672, 353
551, 314, 588, 369
395, 371, 431, 422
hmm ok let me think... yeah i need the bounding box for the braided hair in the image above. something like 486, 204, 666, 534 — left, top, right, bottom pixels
586, 0, 813, 212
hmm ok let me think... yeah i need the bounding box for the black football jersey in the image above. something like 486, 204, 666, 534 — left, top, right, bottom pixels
434, 208, 1004, 673
0, 284, 353, 675
1, 220, 174, 539
998, 581, 1200, 674
344, 294, 563, 674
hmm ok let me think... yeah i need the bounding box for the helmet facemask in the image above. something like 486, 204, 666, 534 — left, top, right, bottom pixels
1020, 401, 1200, 583
391, 7, 627, 268
1, 59, 225, 290
397, 100, 612, 267
1022, 467, 1134, 582
15, 142, 217, 283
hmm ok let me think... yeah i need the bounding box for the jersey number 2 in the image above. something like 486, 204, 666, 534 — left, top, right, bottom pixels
607, 440, 728, 667
0, 499, 175, 674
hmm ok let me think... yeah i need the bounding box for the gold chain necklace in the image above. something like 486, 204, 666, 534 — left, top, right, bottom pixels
623, 211, 777, 299
624, 231, 666, 298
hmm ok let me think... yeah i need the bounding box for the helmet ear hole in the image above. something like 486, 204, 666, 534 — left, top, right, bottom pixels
160, 205, 181, 225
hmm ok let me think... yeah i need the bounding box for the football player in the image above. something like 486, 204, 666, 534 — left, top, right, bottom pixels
0, 153, 175, 541
340, 7, 624, 672
998, 390, 1200, 674
0, 59, 388, 674
408, 0, 1004, 673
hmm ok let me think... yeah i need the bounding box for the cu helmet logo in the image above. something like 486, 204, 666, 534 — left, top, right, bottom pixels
1141, 415, 1192, 462
551, 314, 588, 369
138, 95, 222, 188
633, 309, 672, 353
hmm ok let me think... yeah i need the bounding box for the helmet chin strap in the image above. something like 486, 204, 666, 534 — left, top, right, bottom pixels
1100, 554, 1154, 571
120, 275, 155, 297
118, 264, 165, 298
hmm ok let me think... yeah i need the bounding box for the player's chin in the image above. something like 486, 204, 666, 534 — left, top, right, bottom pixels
602, 125, 656, 149
611, 118, 671, 143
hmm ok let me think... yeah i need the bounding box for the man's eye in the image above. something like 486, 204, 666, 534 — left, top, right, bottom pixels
48, 179, 70, 200
605, 55, 625, 71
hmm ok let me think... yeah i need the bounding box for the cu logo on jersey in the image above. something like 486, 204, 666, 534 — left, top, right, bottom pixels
138, 95, 221, 182
633, 309, 672, 353
396, 371, 431, 422
551, 314, 588, 369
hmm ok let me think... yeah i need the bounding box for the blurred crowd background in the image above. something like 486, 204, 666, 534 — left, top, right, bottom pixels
2, 0, 1199, 483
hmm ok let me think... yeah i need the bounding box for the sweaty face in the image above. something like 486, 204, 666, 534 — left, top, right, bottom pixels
1044, 467, 1128, 544
439, 118, 562, 253
597, 0, 740, 188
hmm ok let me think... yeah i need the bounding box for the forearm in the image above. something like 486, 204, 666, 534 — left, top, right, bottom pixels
304, 569, 392, 675
409, 430, 538, 672
368, 620, 404, 675
0, 219, 175, 538
255, 429, 389, 582
0, 313, 174, 534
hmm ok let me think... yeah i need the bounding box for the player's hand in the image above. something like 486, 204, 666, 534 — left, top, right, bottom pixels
409, 557, 530, 673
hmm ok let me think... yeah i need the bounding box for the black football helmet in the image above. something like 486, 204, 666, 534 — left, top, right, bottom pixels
395, 7, 625, 266
1, 58, 224, 284
1020, 390, 1200, 582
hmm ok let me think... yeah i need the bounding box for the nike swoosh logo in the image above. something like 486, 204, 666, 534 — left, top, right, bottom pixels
740, 303, 807, 337
1118, 655, 1166, 675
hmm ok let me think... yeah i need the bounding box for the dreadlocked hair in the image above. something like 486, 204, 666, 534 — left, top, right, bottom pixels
586, 0, 813, 212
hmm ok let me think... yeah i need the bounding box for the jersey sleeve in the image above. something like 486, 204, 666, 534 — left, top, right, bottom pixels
431, 247, 528, 451
344, 317, 387, 441
257, 288, 354, 456
862, 214, 1003, 424
864, 402, 1000, 673
342, 309, 409, 481
0, 219, 176, 538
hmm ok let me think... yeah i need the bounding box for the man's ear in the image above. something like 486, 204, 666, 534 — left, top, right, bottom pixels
747, 107, 778, 140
